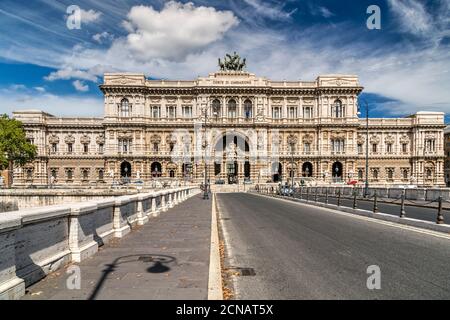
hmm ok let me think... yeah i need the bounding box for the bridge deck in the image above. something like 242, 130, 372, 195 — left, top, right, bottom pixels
22, 194, 212, 300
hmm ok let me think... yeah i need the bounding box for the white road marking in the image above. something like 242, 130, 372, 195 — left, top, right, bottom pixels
207, 193, 223, 300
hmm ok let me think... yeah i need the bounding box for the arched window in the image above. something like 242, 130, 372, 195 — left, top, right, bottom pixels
387, 169, 394, 180
426, 168, 433, 179
244, 99, 252, 118
212, 99, 221, 117
98, 169, 104, 181
403, 169, 408, 180
332, 100, 344, 118
169, 170, 175, 178
120, 98, 130, 117
373, 169, 378, 180
228, 99, 237, 118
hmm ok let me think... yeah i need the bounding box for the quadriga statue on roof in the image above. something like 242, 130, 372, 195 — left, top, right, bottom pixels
218, 52, 246, 71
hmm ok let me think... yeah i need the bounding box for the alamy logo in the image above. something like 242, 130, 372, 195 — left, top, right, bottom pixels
366, 5, 381, 30
66, 5, 81, 30
366, 265, 381, 290
66, 265, 81, 290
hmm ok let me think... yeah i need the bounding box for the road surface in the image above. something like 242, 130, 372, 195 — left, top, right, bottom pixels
217, 193, 450, 299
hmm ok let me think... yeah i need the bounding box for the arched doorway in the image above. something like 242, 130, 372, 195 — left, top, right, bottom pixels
332, 161, 343, 182
151, 162, 162, 177
272, 162, 282, 182
120, 161, 132, 180
302, 162, 313, 177
215, 133, 250, 184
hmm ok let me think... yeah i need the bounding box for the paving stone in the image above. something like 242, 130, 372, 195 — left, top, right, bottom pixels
21, 195, 212, 300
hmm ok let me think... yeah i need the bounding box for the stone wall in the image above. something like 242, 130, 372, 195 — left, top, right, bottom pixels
0, 186, 198, 300
0, 189, 140, 213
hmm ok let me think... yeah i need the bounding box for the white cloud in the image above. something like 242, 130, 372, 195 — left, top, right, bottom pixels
92, 31, 114, 44
72, 80, 89, 92
123, 2, 239, 61
80, 9, 102, 23
33, 87, 46, 93
0, 86, 103, 116
387, 0, 432, 36
45, 67, 98, 82
242, 0, 297, 20
317, 6, 334, 18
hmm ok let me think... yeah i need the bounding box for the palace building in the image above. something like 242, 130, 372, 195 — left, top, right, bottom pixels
12, 55, 446, 187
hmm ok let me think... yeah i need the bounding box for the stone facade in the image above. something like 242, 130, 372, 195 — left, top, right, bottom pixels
12, 69, 446, 187
444, 125, 450, 186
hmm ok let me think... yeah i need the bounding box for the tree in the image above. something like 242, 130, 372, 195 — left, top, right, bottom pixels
0, 114, 37, 187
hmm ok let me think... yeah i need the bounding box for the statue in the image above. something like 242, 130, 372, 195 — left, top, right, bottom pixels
218, 52, 246, 71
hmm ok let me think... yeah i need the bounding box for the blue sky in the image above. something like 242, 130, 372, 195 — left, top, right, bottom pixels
0, 0, 449, 120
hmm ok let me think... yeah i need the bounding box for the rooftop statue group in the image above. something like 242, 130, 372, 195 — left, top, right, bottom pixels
218, 52, 246, 71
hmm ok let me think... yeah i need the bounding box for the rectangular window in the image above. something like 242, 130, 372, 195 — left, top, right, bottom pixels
99, 143, 104, 154
118, 139, 132, 154
288, 106, 297, 119
303, 106, 312, 119
357, 144, 363, 154
402, 143, 408, 153
303, 143, 311, 154
272, 107, 281, 119
182, 106, 192, 118
51, 143, 58, 153
67, 143, 73, 153
167, 106, 176, 118
425, 139, 435, 152
386, 143, 393, 153
83, 144, 89, 153
331, 139, 345, 153
151, 106, 161, 118
372, 144, 377, 153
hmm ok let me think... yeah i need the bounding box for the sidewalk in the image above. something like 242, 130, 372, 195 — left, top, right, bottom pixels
22, 194, 212, 300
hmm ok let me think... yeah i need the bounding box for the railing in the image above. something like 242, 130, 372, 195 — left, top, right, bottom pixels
0, 186, 199, 300
254, 185, 448, 226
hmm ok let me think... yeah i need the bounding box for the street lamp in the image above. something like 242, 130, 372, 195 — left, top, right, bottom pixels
287, 136, 296, 190
358, 99, 369, 197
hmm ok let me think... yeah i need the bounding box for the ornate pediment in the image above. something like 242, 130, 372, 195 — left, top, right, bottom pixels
166, 133, 177, 144
48, 133, 60, 144
302, 133, 314, 144
356, 134, 365, 144
369, 135, 380, 144
286, 134, 298, 145
64, 134, 75, 144
384, 135, 395, 144
118, 131, 133, 139
96, 133, 105, 145
425, 133, 436, 140
399, 134, 410, 144
80, 133, 91, 145
330, 131, 346, 140
150, 134, 161, 144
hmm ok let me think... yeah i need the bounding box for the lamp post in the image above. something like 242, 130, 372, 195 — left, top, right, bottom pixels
358, 99, 369, 197
287, 136, 296, 190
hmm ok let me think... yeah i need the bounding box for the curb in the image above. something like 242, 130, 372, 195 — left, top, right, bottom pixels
253, 192, 450, 235
207, 193, 223, 300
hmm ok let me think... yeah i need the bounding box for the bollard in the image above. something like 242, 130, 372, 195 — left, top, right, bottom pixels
437, 196, 444, 224
352, 190, 357, 209
399, 191, 406, 218
373, 192, 378, 213
325, 188, 329, 204
337, 189, 341, 207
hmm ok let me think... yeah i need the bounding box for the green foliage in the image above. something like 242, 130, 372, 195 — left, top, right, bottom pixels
0, 114, 37, 170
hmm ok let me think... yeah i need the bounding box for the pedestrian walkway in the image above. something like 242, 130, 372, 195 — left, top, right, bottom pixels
22, 194, 212, 300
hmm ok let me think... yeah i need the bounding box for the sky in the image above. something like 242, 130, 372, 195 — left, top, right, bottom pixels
0, 0, 449, 120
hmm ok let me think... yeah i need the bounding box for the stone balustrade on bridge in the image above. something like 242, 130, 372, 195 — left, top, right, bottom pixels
0, 186, 198, 300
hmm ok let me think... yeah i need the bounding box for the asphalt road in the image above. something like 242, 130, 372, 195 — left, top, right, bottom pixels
296, 193, 450, 223
217, 193, 450, 299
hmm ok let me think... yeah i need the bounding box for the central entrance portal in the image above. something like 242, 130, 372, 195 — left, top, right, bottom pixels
215, 133, 250, 184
